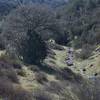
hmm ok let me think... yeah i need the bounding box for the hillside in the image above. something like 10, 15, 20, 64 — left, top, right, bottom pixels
45, 42, 100, 78
0, 42, 99, 100
0, 46, 96, 100
0, 0, 99, 100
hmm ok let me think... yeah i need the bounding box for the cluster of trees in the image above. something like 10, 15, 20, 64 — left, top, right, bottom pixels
1, 0, 100, 64
1, 4, 65, 64
57, 0, 100, 48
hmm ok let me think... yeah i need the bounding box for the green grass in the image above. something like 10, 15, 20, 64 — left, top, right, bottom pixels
44, 45, 100, 78
53, 49, 67, 68
44, 46, 67, 68
0, 97, 2, 100
0, 45, 99, 99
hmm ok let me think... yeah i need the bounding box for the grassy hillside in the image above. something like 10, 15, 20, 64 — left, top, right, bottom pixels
46, 44, 100, 78
0, 45, 97, 100
15, 43, 100, 100
0, 0, 99, 100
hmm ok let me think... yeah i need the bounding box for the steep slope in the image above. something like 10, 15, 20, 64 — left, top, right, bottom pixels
45, 42, 100, 78
0, 44, 99, 100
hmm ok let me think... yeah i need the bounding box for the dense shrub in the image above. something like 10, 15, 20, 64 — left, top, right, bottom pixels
33, 89, 53, 100
0, 77, 33, 100
18, 30, 47, 64
0, 60, 19, 83
17, 69, 27, 77
76, 44, 94, 59
1, 4, 66, 64
0, 78, 14, 98
10, 89, 34, 100
35, 72, 48, 84
55, 68, 79, 82
29, 65, 40, 72
0, 36, 5, 50
0, 54, 22, 69
57, 0, 100, 46
1, 5, 52, 64
47, 42, 65, 50
45, 81, 65, 94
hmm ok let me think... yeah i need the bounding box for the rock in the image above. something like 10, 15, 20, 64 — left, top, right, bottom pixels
90, 64, 94, 67
83, 69, 86, 72
66, 47, 74, 66
66, 60, 73, 66
94, 73, 98, 76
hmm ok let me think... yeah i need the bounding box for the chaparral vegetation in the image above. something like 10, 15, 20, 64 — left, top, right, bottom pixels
0, 0, 99, 100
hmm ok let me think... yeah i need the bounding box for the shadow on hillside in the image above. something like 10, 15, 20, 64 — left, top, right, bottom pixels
37, 63, 84, 84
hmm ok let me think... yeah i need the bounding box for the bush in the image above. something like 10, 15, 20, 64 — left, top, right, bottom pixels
17, 69, 27, 77
18, 30, 47, 64
0, 78, 34, 100
35, 72, 48, 84
56, 68, 76, 81
0, 68, 19, 83
0, 78, 14, 98
1, 4, 64, 64
0, 35, 5, 50
13, 63, 22, 69
73, 38, 83, 49
76, 44, 94, 59
47, 42, 65, 50
48, 54, 56, 60
0, 77, 33, 100
6, 69, 19, 83
0, 54, 22, 69
29, 65, 40, 72
0, 60, 19, 83
33, 89, 53, 100
10, 89, 34, 100
45, 81, 65, 95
